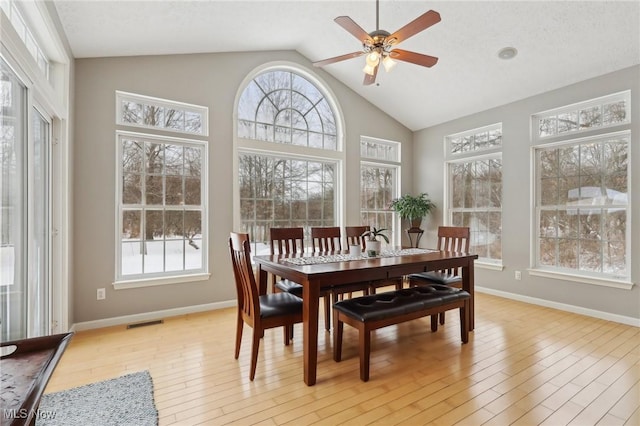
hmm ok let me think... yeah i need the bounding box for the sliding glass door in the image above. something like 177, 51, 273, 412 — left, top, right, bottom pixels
0, 57, 51, 340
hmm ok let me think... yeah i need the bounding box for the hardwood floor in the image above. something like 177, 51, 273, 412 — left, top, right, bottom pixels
46, 292, 639, 425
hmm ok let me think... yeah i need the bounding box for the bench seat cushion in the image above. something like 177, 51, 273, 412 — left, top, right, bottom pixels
333, 284, 469, 322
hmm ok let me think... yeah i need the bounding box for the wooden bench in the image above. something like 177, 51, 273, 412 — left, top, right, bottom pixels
333, 284, 470, 381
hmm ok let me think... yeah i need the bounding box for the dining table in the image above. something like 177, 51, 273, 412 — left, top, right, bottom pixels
253, 247, 478, 386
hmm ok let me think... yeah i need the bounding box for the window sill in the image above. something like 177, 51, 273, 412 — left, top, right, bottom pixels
528, 269, 634, 290
113, 273, 211, 290
475, 261, 504, 271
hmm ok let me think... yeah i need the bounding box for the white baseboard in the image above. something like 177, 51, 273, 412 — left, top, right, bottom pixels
70, 289, 640, 332
476, 286, 640, 327
70, 300, 237, 332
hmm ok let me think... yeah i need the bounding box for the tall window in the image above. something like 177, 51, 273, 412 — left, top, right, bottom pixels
360, 137, 400, 246
116, 94, 208, 285
1, 58, 51, 339
236, 67, 342, 253
532, 92, 630, 283
446, 124, 503, 264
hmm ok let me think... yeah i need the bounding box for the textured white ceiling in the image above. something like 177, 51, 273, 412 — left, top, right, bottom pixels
52, 0, 640, 131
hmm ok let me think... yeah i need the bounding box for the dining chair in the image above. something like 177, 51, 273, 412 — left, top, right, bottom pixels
270, 227, 334, 332
229, 232, 303, 381
408, 226, 470, 324
344, 225, 369, 250
269, 227, 305, 294
311, 227, 371, 326
311, 226, 342, 252
345, 225, 403, 294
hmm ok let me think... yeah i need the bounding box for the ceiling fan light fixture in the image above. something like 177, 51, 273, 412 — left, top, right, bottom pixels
382, 55, 397, 72
366, 50, 380, 66
363, 63, 376, 75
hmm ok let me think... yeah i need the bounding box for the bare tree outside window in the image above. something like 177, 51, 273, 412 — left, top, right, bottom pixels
119, 135, 205, 277
535, 134, 629, 276
447, 124, 503, 263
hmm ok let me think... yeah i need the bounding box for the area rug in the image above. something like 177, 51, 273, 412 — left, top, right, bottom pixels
36, 371, 158, 426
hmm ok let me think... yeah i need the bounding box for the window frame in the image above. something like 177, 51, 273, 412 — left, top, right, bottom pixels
532, 91, 631, 142
114, 130, 209, 289
116, 91, 209, 137
233, 62, 345, 253
530, 130, 632, 288
444, 124, 503, 269
360, 136, 401, 247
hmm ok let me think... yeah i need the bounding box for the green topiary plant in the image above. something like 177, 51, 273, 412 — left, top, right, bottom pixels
389, 193, 436, 229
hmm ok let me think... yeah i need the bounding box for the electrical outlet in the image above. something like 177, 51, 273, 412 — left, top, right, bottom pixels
97, 288, 106, 300
515, 270, 522, 280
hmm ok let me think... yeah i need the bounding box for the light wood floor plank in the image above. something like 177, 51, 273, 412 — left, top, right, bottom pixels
42, 293, 639, 425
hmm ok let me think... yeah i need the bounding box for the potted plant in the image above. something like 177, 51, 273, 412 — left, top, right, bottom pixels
389, 193, 436, 231
361, 227, 389, 256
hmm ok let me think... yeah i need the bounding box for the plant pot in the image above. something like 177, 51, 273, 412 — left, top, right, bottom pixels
365, 240, 381, 256
409, 217, 423, 232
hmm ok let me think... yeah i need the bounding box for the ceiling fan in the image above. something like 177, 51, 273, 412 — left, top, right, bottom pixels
313, 0, 441, 86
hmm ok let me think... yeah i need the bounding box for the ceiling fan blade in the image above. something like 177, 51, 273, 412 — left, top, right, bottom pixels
363, 64, 379, 86
387, 10, 441, 45
390, 49, 438, 67
335, 16, 374, 44
313, 51, 365, 67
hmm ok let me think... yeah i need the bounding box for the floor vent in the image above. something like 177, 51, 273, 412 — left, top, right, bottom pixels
126, 319, 164, 329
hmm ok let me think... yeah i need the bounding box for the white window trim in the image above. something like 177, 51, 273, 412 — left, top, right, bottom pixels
529, 129, 632, 286
360, 135, 401, 163
532, 90, 631, 141
1, 2, 71, 335
114, 130, 209, 288
445, 122, 502, 156
116, 90, 209, 137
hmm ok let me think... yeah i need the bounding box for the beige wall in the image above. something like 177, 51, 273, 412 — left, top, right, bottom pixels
413, 65, 640, 322
73, 50, 412, 323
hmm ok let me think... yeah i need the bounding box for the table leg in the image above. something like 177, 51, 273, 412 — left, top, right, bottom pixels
258, 265, 268, 295
303, 282, 320, 386
462, 262, 475, 331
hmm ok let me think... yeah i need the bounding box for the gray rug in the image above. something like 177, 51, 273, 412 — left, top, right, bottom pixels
36, 371, 158, 426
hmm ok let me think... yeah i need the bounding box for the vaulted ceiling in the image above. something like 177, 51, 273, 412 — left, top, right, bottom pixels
52, 0, 640, 131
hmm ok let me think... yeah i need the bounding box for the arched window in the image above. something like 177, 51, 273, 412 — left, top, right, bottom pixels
235, 66, 343, 253
237, 70, 337, 150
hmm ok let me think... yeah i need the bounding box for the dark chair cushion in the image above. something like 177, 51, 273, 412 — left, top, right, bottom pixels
259, 292, 303, 318
409, 271, 462, 285
275, 279, 303, 297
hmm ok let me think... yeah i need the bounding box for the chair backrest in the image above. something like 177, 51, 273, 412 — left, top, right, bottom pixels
345, 226, 369, 250
270, 227, 304, 255
436, 226, 470, 276
436, 226, 470, 252
229, 232, 259, 324
311, 226, 342, 252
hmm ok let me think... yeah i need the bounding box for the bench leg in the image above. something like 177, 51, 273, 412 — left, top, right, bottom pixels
430, 315, 438, 332
333, 311, 343, 362
359, 324, 371, 382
